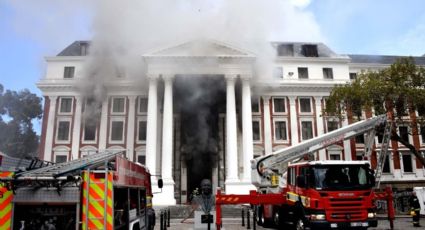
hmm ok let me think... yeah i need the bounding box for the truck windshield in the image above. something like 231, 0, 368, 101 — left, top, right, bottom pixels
311, 165, 374, 190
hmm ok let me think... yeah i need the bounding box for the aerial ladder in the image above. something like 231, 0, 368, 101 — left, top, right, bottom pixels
216, 114, 395, 229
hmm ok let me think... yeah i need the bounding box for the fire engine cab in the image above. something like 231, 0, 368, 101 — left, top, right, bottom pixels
216, 114, 394, 229
0, 151, 162, 230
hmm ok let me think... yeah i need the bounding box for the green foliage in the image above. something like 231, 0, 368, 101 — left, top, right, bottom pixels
0, 84, 42, 158
325, 57, 425, 165
325, 57, 425, 123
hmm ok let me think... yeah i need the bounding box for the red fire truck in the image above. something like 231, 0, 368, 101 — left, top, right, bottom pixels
0, 151, 162, 230
216, 114, 394, 229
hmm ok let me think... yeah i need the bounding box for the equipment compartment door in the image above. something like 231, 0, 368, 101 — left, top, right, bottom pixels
13, 203, 77, 229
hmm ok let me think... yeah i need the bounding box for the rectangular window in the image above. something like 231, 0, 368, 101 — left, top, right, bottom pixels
253, 120, 261, 141
59, 97, 73, 114
326, 120, 339, 133
323, 68, 334, 79
277, 44, 294, 56
274, 121, 287, 141
57, 121, 70, 141
273, 67, 283, 79
111, 121, 124, 141
298, 67, 309, 79
138, 97, 148, 113
137, 155, 146, 164
112, 97, 126, 114
138, 121, 147, 142
299, 98, 312, 113
252, 99, 260, 114
83, 121, 96, 141
349, 73, 357, 80
330, 154, 341, 160
402, 152, 413, 173
273, 97, 286, 113
301, 121, 313, 140
382, 155, 390, 173
64, 66, 75, 79
399, 126, 409, 143
302, 44, 318, 57
55, 155, 67, 163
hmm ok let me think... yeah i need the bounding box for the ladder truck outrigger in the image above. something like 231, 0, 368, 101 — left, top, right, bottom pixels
0, 151, 162, 230
215, 114, 395, 229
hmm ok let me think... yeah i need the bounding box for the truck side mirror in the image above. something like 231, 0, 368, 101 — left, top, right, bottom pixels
158, 179, 163, 189
296, 175, 306, 188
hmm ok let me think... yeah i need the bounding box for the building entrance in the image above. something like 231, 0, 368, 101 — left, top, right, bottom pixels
174, 75, 226, 202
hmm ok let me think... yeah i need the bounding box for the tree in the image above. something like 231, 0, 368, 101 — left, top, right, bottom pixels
325, 57, 425, 166
0, 84, 42, 158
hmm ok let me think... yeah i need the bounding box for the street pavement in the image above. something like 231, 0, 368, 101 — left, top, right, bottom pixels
154, 217, 423, 230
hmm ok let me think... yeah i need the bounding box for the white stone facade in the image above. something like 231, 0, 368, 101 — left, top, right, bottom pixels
37, 40, 425, 206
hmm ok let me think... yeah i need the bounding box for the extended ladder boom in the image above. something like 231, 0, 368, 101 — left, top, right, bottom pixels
251, 114, 388, 188
2, 151, 125, 181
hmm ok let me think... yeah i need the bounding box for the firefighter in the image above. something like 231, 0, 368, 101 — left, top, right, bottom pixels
409, 191, 421, 227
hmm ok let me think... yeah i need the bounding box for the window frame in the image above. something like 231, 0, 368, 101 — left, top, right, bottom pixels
272, 97, 287, 114
136, 117, 147, 144
273, 118, 289, 143
297, 67, 309, 79
55, 118, 72, 144
323, 67, 334, 80
252, 118, 262, 143
109, 117, 126, 144
298, 97, 313, 114
58, 97, 74, 115
63, 66, 75, 79
138, 96, 148, 115
273, 66, 284, 79
82, 120, 98, 144
400, 151, 415, 174
325, 118, 340, 133
300, 118, 314, 141
111, 96, 127, 115
251, 98, 261, 115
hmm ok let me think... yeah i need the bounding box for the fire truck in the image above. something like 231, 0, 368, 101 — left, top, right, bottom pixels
216, 114, 395, 229
0, 151, 162, 230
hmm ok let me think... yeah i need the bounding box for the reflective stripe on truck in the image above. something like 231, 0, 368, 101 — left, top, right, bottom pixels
0, 172, 13, 230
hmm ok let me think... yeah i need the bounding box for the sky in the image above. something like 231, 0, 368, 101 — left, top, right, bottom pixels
1, 0, 425, 133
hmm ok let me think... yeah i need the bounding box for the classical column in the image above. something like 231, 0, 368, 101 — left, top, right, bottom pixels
71, 96, 82, 160
314, 97, 326, 160
44, 96, 57, 161
289, 96, 299, 144
262, 96, 272, 155
225, 75, 239, 183
98, 99, 109, 151
156, 74, 176, 205
241, 76, 254, 181
146, 75, 158, 179
126, 95, 137, 160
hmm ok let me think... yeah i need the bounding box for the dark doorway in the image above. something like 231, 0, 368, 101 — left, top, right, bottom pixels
174, 75, 225, 201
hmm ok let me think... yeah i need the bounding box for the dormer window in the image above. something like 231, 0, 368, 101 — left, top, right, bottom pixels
80, 42, 89, 56
277, 44, 294, 56
302, 44, 318, 57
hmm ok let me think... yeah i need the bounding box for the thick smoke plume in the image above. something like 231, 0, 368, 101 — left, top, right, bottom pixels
80, 0, 324, 124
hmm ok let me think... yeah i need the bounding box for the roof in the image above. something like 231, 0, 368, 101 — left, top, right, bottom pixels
57, 40, 90, 56
272, 42, 345, 58
348, 54, 425, 65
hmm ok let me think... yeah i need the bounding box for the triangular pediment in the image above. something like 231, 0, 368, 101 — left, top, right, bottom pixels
145, 39, 254, 57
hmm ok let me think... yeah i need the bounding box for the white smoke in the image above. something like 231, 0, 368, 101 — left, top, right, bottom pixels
87, 0, 324, 79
